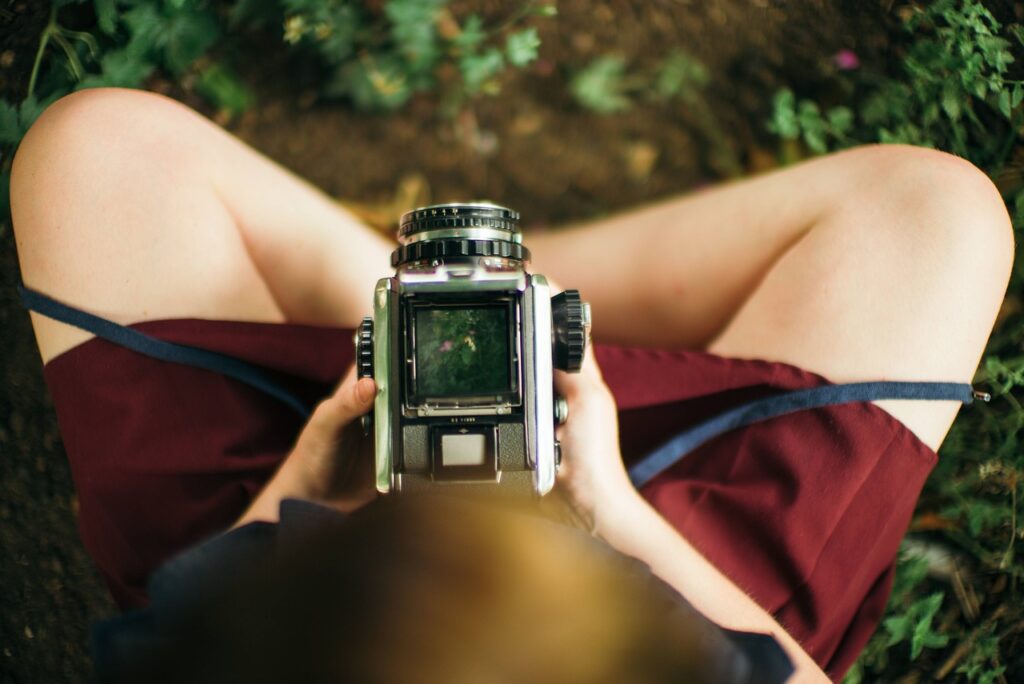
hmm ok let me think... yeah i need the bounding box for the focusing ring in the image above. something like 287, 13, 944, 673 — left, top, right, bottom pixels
399, 203, 520, 241
391, 239, 531, 267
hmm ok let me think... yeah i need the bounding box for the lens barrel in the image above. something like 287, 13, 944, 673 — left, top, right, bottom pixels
392, 203, 529, 267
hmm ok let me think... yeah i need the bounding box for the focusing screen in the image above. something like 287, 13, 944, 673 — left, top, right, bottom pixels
415, 306, 511, 397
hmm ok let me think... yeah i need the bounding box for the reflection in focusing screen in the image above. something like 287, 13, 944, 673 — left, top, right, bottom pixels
415, 306, 511, 397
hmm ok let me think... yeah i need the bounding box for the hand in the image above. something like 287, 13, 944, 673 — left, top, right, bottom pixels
235, 365, 378, 526
553, 340, 638, 538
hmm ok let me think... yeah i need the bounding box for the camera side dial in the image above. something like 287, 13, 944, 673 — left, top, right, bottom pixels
551, 290, 590, 372
354, 317, 375, 436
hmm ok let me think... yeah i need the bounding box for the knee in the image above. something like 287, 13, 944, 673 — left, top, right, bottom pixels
12, 88, 190, 208
10, 88, 198, 242
852, 144, 1014, 305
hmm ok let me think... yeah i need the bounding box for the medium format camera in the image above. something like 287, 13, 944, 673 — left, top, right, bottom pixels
355, 203, 591, 496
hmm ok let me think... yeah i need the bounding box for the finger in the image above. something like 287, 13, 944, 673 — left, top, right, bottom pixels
304, 368, 376, 446
324, 372, 376, 423
554, 335, 604, 399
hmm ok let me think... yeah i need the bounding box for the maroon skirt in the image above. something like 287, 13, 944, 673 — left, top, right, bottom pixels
41, 317, 937, 680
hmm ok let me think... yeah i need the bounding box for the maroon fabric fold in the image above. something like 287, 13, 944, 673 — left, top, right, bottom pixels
42, 318, 937, 680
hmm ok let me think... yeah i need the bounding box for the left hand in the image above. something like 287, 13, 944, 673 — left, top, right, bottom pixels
552, 340, 638, 538
235, 365, 378, 526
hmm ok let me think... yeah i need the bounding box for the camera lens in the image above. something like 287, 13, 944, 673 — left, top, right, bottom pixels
392, 203, 530, 267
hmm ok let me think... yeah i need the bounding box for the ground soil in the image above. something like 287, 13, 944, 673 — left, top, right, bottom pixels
0, 1, 1007, 681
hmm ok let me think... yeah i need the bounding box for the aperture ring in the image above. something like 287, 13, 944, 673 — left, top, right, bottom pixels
399, 204, 520, 239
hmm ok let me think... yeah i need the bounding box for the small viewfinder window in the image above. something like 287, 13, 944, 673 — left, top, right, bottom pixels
440, 433, 487, 466
414, 305, 512, 398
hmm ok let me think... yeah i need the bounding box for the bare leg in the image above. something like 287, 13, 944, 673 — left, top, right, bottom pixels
12, 88, 394, 365
529, 144, 1014, 450
14, 91, 1013, 450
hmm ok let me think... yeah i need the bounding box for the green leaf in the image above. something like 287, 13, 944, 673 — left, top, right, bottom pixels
884, 615, 911, 646
17, 95, 50, 134
94, 0, 117, 35
826, 106, 854, 134
941, 82, 963, 120
1010, 24, 1024, 47
908, 593, 947, 660
460, 47, 504, 94
386, 0, 443, 72
0, 99, 20, 145
505, 28, 540, 68
570, 56, 630, 113
122, 3, 163, 49
654, 50, 708, 100
998, 88, 1012, 119
196, 63, 254, 115
291, 5, 360, 66
330, 54, 412, 111
803, 128, 827, 154
911, 623, 949, 659
963, 498, 1009, 535
454, 15, 485, 52
883, 589, 950, 664
79, 49, 155, 88
164, 9, 220, 75
768, 88, 799, 139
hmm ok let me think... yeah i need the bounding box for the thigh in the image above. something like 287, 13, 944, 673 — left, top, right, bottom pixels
527, 148, 866, 349
530, 145, 1012, 450
12, 88, 392, 366
708, 151, 1013, 450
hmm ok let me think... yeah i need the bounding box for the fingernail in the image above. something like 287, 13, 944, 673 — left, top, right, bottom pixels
356, 378, 375, 403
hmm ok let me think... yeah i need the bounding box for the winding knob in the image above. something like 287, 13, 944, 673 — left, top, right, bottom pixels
355, 316, 374, 379
551, 290, 587, 372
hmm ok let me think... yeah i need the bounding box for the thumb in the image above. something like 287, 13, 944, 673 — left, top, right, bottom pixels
326, 375, 377, 423
305, 372, 376, 445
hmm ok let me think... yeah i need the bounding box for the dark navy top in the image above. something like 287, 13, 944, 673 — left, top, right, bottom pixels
92, 498, 794, 683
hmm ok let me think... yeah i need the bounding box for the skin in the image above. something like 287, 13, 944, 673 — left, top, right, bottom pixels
12, 88, 1015, 683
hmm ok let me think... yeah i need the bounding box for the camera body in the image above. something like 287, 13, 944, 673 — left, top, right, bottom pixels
356, 203, 589, 496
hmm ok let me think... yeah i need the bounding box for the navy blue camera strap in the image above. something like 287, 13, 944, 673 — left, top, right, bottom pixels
627, 381, 979, 488
17, 283, 315, 419
17, 282, 982, 489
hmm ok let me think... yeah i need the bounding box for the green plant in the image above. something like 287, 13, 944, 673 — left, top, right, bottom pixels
570, 49, 709, 113
278, 0, 552, 111
956, 623, 1007, 683
768, 89, 853, 154
883, 592, 951, 660
0, 0, 246, 222
570, 55, 631, 113
770, 0, 1022, 162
